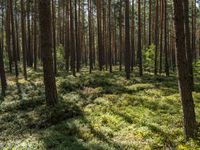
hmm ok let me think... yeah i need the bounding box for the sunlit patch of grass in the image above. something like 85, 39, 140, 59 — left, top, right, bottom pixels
0, 67, 200, 149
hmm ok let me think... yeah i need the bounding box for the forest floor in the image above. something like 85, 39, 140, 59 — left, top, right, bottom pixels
0, 66, 200, 150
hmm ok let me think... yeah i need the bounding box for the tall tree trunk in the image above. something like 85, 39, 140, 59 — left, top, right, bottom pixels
88, 0, 93, 73
65, 0, 70, 72
154, 0, 159, 75
173, 0, 196, 140
149, 0, 152, 45
27, 0, 33, 67
34, 0, 38, 71
0, 40, 7, 96
159, 0, 164, 74
15, 1, 20, 61
184, 0, 194, 89
52, 0, 57, 75
131, 0, 135, 70
70, 0, 76, 76
108, 0, 112, 73
97, 0, 103, 71
75, 0, 80, 72
21, 0, 27, 79
6, 0, 12, 73
143, 0, 146, 48
0, 1, 7, 95
10, 0, 18, 77
138, 0, 143, 76
39, 0, 58, 106
125, 0, 130, 79
164, 0, 169, 76
192, 1, 196, 60
119, 0, 123, 71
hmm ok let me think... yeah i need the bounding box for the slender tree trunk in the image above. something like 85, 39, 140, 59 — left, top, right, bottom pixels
21, 0, 27, 79
10, 0, 18, 77
65, 1, 70, 72
97, 0, 103, 71
15, 1, 20, 61
119, 0, 122, 71
0, 41, 7, 96
75, 0, 80, 72
192, 1, 196, 60
154, 0, 159, 75
0, 2, 7, 96
125, 0, 130, 79
27, 0, 33, 67
159, 0, 164, 74
52, 0, 57, 75
88, 0, 92, 73
164, 0, 169, 76
108, 0, 112, 73
143, 0, 146, 48
6, 0, 12, 73
131, 0, 135, 70
149, 0, 152, 45
138, 0, 143, 76
34, 0, 38, 71
70, 0, 76, 76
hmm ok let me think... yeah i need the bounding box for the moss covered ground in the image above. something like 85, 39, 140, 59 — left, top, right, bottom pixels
0, 67, 200, 150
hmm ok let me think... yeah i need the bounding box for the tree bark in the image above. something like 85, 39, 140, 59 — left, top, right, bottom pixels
183, 0, 194, 89
138, 0, 143, 76
39, 0, 58, 106
125, 0, 131, 79
173, 0, 196, 140
21, 0, 27, 79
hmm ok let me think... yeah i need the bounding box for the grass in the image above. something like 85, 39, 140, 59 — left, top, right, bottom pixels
0, 67, 200, 150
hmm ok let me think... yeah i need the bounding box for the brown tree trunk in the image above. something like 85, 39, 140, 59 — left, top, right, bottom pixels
88, 0, 93, 73
159, 0, 164, 74
0, 2, 7, 95
119, 0, 122, 71
15, 1, 20, 61
138, 0, 143, 76
34, 0, 38, 71
21, 0, 27, 79
52, 0, 57, 75
27, 0, 33, 67
10, 0, 18, 77
131, 0, 135, 70
39, 0, 58, 106
75, 0, 80, 72
125, 0, 130, 79
97, 0, 103, 71
184, 0, 194, 89
143, 0, 146, 48
65, 0, 70, 72
149, 0, 152, 45
70, 0, 76, 76
154, 0, 159, 75
173, 0, 196, 140
108, 0, 112, 73
164, 0, 169, 76
0, 40, 7, 96
6, 0, 12, 73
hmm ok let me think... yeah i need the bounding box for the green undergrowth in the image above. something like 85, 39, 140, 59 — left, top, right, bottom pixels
0, 67, 200, 150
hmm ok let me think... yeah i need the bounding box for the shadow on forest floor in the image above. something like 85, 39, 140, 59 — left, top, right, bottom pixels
0, 69, 200, 149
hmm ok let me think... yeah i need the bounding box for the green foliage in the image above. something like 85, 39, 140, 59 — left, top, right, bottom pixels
143, 44, 155, 71
56, 44, 65, 70
0, 69, 199, 149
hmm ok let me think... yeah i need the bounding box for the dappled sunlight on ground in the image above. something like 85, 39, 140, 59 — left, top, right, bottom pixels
0, 68, 200, 149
